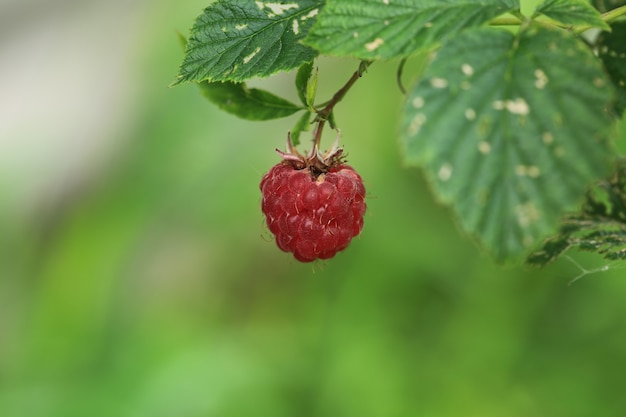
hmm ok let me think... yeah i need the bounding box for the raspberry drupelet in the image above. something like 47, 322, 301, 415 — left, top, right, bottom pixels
260, 133, 366, 262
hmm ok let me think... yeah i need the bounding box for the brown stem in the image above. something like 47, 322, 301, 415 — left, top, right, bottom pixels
313, 61, 372, 148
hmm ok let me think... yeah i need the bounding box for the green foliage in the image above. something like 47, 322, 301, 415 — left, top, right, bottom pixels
534, 0, 610, 30
529, 159, 626, 265
303, 0, 520, 60
174, 0, 626, 264
174, 0, 323, 84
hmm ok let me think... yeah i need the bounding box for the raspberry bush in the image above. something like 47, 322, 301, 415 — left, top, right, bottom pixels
174, 0, 626, 265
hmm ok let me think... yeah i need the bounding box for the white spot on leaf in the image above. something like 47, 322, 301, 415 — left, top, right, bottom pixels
461, 64, 474, 76
478, 141, 491, 154
256, 2, 299, 15
493, 98, 529, 115
292, 19, 300, 34
534, 69, 548, 89
243, 47, 261, 64
430, 78, 448, 89
515, 165, 541, 178
365, 38, 384, 51
408, 113, 427, 135
516, 202, 540, 227
301, 9, 318, 20
412, 97, 424, 108
505, 98, 529, 115
438, 164, 453, 182
235, 24, 248, 31
465, 108, 476, 120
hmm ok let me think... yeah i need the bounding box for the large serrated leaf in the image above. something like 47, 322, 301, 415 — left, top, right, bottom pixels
402, 25, 615, 261
534, 0, 610, 30
199, 81, 303, 120
303, 0, 519, 60
174, 0, 323, 84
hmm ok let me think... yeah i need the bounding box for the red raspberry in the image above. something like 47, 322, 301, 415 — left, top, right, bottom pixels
260, 134, 366, 262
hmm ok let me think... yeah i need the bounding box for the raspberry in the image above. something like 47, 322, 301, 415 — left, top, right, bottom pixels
260, 134, 366, 262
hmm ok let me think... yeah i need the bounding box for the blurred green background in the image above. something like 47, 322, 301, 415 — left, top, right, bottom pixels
2, 1, 626, 416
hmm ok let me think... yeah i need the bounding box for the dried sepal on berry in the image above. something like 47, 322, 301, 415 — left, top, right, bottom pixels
275, 131, 345, 174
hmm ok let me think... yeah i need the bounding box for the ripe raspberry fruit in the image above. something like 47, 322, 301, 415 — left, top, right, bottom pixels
260, 134, 366, 262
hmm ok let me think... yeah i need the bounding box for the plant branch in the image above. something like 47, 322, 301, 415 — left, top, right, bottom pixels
602, 5, 626, 24
490, 5, 626, 33
489, 16, 524, 26
313, 61, 372, 148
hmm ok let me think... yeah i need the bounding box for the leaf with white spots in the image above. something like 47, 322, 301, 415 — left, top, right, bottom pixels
303, 0, 519, 60
198, 81, 303, 120
534, 0, 610, 30
402, 25, 616, 262
597, 21, 626, 116
174, 0, 323, 84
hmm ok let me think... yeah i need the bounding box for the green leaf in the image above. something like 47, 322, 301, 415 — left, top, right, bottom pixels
174, 0, 323, 84
198, 81, 302, 120
303, 0, 519, 60
290, 110, 312, 145
534, 0, 610, 30
402, 25, 616, 261
597, 21, 626, 116
295, 62, 317, 108
528, 159, 626, 266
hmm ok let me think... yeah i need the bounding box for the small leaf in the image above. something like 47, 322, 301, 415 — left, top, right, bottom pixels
528, 160, 626, 266
534, 0, 610, 30
174, 0, 323, 84
295, 62, 317, 108
597, 21, 626, 116
402, 25, 616, 261
290, 111, 312, 146
306, 67, 318, 109
198, 81, 302, 120
304, 0, 519, 60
